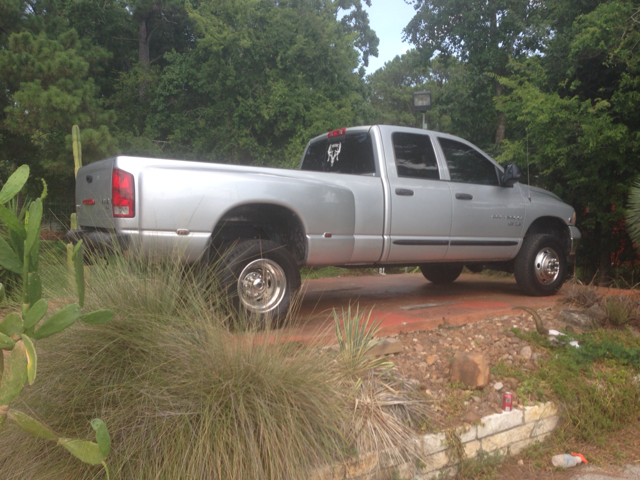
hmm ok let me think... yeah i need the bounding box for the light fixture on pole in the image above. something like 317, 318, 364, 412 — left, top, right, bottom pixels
412, 90, 432, 130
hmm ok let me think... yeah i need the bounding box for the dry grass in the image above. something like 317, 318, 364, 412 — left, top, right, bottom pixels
0, 250, 435, 478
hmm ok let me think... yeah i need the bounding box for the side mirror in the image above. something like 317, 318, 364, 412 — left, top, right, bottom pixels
502, 163, 522, 187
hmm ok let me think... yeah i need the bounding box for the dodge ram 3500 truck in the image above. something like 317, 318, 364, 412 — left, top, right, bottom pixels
68, 125, 581, 321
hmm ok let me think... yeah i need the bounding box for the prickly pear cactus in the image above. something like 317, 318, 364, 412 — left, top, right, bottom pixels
0, 165, 113, 477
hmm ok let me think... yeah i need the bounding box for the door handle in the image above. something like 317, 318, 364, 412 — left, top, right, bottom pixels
395, 188, 414, 196
455, 193, 473, 200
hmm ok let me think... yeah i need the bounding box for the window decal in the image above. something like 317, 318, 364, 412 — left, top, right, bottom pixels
327, 142, 341, 167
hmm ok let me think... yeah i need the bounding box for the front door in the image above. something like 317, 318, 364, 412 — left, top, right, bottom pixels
436, 136, 525, 262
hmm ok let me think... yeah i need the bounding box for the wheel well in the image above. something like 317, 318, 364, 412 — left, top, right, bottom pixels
211, 204, 306, 264
525, 217, 570, 255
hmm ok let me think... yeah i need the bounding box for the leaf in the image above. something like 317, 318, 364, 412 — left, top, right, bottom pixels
33, 304, 82, 340
8, 409, 57, 440
0, 340, 28, 405
58, 439, 105, 466
0, 332, 15, 349
24, 199, 42, 259
0, 313, 23, 337
0, 236, 23, 274
73, 241, 85, 308
81, 310, 115, 325
20, 334, 37, 385
0, 283, 5, 304
91, 419, 111, 457
24, 299, 48, 329
0, 165, 29, 204
0, 204, 26, 240
27, 272, 42, 306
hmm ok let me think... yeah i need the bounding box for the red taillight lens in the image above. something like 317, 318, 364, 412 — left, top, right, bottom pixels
328, 128, 346, 138
112, 168, 135, 218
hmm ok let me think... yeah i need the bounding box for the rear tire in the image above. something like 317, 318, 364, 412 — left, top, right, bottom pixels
220, 239, 301, 327
419, 264, 463, 284
514, 234, 567, 296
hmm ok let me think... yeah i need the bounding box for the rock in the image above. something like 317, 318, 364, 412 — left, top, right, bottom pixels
366, 337, 404, 357
426, 355, 437, 365
463, 411, 482, 424
450, 352, 490, 389
471, 395, 482, 403
559, 310, 596, 330
506, 331, 515, 338
520, 346, 532, 360
586, 304, 607, 322
414, 343, 424, 353
517, 459, 524, 466
494, 382, 504, 391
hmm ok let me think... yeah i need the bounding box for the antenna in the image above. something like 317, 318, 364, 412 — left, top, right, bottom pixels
526, 129, 531, 202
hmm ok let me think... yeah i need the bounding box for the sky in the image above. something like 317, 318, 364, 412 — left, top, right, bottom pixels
363, 0, 418, 75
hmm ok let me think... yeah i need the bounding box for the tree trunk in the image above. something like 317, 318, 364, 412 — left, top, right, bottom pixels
138, 18, 150, 98
495, 81, 506, 144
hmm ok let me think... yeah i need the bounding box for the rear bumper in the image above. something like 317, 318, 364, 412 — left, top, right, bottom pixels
568, 226, 581, 261
66, 229, 129, 256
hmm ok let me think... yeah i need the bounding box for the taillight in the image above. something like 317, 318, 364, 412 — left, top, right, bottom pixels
112, 168, 135, 218
328, 128, 346, 138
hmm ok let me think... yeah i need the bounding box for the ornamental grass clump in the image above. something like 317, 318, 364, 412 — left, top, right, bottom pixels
0, 252, 349, 479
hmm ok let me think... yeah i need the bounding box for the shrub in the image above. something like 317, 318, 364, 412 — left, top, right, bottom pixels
0, 253, 350, 479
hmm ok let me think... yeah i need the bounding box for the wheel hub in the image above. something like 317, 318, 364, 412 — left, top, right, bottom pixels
238, 259, 286, 314
534, 247, 560, 284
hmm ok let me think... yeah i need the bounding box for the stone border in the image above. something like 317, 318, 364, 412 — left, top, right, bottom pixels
310, 402, 559, 480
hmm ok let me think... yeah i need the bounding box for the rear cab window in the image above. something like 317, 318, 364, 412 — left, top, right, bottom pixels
392, 132, 440, 180
300, 129, 376, 175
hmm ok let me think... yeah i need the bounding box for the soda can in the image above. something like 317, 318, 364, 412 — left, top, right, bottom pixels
502, 392, 513, 411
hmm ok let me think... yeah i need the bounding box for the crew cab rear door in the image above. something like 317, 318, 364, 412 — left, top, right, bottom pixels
435, 135, 525, 261
382, 128, 452, 263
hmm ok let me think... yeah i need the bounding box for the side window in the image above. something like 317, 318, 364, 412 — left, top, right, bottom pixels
392, 133, 440, 180
300, 132, 376, 175
438, 138, 500, 186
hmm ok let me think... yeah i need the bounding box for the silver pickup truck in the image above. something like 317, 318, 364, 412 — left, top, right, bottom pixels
68, 125, 580, 321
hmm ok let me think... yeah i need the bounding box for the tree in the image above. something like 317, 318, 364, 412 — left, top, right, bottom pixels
141, 0, 375, 167
0, 29, 117, 200
404, 0, 546, 143
496, 0, 640, 280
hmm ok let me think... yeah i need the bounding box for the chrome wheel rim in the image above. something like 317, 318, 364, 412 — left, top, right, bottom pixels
237, 259, 286, 313
534, 247, 560, 284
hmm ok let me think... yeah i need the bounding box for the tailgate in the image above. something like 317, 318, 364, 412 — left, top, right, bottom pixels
75, 158, 116, 229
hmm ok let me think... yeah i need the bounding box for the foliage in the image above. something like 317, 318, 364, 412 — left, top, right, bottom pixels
627, 177, 640, 246
0, 166, 113, 475
0, 249, 353, 479
495, 0, 640, 280
333, 304, 393, 377
513, 327, 640, 442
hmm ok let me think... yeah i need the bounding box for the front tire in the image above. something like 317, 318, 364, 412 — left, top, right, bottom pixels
419, 264, 463, 284
514, 234, 567, 296
220, 240, 301, 326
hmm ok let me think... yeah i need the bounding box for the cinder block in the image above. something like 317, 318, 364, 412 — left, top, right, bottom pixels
417, 450, 450, 474
458, 425, 477, 443
524, 402, 558, 423
477, 410, 524, 438
420, 432, 447, 454
507, 433, 551, 457
531, 415, 560, 437
481, 423, 535, 452
308, 463, 346, 480
345, 452, 378, 478
464, 440, 481, 458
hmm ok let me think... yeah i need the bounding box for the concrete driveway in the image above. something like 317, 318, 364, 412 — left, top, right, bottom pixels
284, 272, 563, 341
